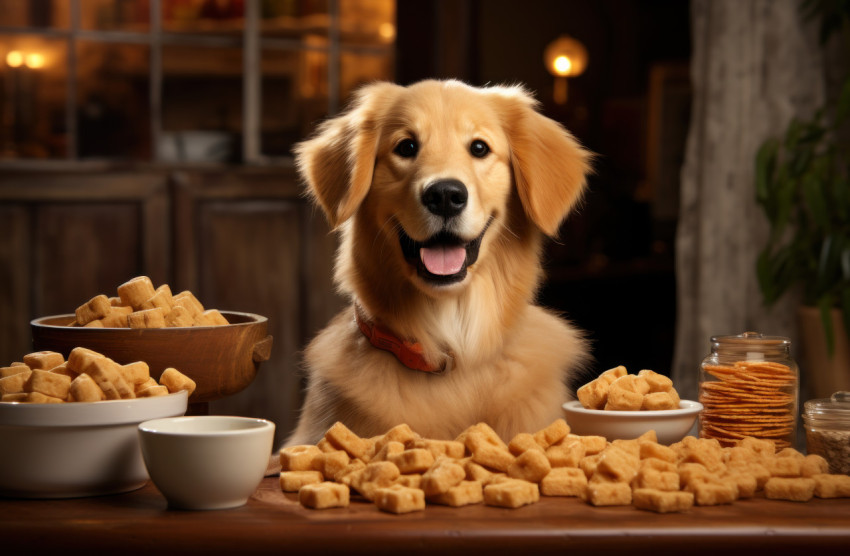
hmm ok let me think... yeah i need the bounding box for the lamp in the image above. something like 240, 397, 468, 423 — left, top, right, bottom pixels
544, 35, 588, 104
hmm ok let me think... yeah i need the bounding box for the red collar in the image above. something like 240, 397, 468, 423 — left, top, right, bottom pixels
354, 305, 448, 373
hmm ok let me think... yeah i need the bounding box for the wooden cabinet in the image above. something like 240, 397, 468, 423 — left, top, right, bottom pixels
0, 167, 342, 447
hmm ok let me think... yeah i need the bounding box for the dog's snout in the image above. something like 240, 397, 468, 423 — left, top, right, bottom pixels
421, 180, 468, 218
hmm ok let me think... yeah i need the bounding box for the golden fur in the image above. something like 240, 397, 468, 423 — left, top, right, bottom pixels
287, 79, 592, 446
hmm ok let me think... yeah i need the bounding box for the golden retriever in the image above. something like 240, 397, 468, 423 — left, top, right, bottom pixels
286, 79, 592, 446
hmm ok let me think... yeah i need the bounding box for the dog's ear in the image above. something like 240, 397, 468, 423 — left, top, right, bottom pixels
294, 82, 401, 229
496, 87, 592, 237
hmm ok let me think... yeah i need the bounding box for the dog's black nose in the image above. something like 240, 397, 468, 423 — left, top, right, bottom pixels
421, 179, 468, 218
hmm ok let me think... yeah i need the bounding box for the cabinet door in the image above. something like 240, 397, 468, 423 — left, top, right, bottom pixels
173, 171, 342, 447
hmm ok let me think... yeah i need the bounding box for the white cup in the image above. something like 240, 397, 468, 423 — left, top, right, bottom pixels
138, 415, 274, 510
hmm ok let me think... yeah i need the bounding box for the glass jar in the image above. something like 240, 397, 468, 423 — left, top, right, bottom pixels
803, 392, 850, 475
698, 332, 799, 450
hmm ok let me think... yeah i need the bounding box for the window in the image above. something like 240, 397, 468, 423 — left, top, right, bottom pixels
0, 0, 395, 164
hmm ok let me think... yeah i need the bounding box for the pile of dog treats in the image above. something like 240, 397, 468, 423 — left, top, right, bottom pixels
280, 420, 850, 514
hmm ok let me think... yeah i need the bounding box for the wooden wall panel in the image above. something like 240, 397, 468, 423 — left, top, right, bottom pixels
0, 206, 32, 365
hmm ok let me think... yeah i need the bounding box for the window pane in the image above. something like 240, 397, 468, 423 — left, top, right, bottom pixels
0, 0, 70, 29
77, 41, 150, 159
160, 44, 241, 162
261, 44, 328, 157
162, 0, 243, 34
1, 35, 67, 159
80, 0, 151, 32
261, 0, 329, 41
339, 50, 393, 102
339, 0, 395, 48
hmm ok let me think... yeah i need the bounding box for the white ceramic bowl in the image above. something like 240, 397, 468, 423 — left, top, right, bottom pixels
562, 399, 703, 445
0, 391, 188, 498
138, 415, 275, 510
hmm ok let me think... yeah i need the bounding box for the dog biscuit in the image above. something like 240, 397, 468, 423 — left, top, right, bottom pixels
27, 391, 65, 403
372, 440, 405, 462
136, 384, 169, 398
323, 422, 370, 459
637, 369, 674, 392
465, 429, 514, 472
595, 445, 640, 483
576, 378, 609, 410
389, 448, 435, 474
374, 485, 425, 514
764, 477, 815, 502
159, 367, 196, 395
507, 448, 551, 483
100, 306, 133, 328
640, 457, 677, 474
540, 466, 588, 497
0, 370, 32, 395
577, 435, 608, 455
298, 482, 350, 509
421, 457, 465, 496
611, 437, 643, 457
279, 470, 324, 492
393, 474, 423, 489
67, 347, 103, 374
463, 458, 500, 485
75, 294, 112, 325
335, 460, 367, 485
738, 436, 776, 456
632, 488, 694, 513
631, 467, 679, 492
611, 374, 651, 396
583, 481, 632, 506
639, 441, 677, 463
688, 480, 738, 506
546, 438, 585, 467
47, 362, 77, 379
172, 291, 205, 317
348, 461, 400, 501
599, 365, 628, 384
483, 478, 539, 508
84, 320, 105, 328
800, 454, 830, 477
1, 364, 30, 378
85, 356, 134, 399
127, 308, 166, 329
413, 438, 465, 460
117, 276, 156, 309
280, 445, 323, 472
722, 470, 758, 498
26, 369, 72, 399
314, 450, 351, 480
22, 351, 65, 371
509, 432, 543, 456
195, 309, 230, 327
812, 473, 850, 498
162, 305, 194, 327
1, 393, 28, 402
678, 437, 725, 472
120, 361, 151, 386
532, 418, 570, 448
135, 377, 158, 393
604, 382, 644, 411
641, 391, 677, 410
428, 480, 484, 507
375, 423, 418, 452
764, 456, 802, 477
140, 288, 174, 312
579, 453, 602, 479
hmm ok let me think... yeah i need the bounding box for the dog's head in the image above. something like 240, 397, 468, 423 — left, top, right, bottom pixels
295, 80, 591, 298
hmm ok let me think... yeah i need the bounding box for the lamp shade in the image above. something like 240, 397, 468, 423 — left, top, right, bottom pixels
544, 35, 588, 77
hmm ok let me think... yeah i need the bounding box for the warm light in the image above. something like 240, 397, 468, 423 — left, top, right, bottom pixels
6, 50, 24, 68
379, 22, 396, 41
553, 55, 572, 76
25, 52, 45, 69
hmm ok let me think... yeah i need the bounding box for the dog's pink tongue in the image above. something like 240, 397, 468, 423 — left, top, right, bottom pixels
420, 245, 466, 275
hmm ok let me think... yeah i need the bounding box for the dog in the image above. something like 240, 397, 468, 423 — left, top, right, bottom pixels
286, 79, 592, 447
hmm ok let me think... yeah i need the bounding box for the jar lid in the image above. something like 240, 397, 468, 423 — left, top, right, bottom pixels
803, 391, 850, 421
710, 331, 791, 358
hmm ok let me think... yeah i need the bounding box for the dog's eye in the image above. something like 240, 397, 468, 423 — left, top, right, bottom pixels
394, 139, 418, 158
470, 140, 490, 158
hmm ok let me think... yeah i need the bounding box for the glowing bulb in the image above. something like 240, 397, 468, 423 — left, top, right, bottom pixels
379, 22, 395, 41
553, 55, 572, 76
6, 51, 24, 68
25, 53, 45, 69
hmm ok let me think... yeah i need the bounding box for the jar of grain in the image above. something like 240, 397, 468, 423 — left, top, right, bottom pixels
803, 392, 850, 475
698, 332, 799, 450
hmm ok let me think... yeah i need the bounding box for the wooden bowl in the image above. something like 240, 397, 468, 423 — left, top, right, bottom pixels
30, 312, 272, 404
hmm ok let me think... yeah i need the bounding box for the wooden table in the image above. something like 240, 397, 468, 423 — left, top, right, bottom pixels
2, 476, 849, 555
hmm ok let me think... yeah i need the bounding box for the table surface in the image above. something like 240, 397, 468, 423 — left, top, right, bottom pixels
3, 477, 850, 555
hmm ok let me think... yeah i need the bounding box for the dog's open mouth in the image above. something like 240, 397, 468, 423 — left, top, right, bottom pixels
399, 220, 492, 285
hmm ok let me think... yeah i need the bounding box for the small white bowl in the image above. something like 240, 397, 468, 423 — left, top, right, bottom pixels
562, 400, 703, 445
0, 391, 188, 498
138, 415, 275, 510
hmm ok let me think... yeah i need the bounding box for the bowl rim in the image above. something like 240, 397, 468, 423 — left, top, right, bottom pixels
139, 415, 275, 437
31, 311, 267, 330
0, 390, 188, 427
562, 399, 703, 419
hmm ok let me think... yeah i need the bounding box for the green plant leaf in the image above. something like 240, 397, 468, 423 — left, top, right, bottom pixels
803, 171, 831, 228
755, 139, 779, 206
842, 287, 850, 346
837, 75, 850, 124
